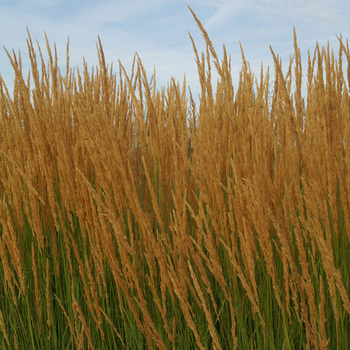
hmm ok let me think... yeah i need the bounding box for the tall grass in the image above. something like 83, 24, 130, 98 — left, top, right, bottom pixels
0, 8, 349, 349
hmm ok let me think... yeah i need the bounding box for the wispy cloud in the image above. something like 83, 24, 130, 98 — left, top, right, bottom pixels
203, 0, 348, 31
0, 1, 200, 96
191, 0, 350, 69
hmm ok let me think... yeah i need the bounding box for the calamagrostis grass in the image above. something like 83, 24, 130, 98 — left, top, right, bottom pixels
0, 7, 349, 349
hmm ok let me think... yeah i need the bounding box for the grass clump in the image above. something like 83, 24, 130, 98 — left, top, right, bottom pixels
0, 7, 349, 349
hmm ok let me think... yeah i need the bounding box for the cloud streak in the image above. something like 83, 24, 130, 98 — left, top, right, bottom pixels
203, 0, 348, 31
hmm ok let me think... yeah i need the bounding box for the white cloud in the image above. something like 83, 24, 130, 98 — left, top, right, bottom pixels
202, 0, 348, 31
0, 1, 200, 97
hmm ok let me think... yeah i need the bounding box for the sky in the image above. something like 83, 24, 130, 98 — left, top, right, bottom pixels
1, 0, 350, 101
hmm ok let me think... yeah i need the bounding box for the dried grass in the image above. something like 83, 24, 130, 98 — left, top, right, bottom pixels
0, 8, 349, 349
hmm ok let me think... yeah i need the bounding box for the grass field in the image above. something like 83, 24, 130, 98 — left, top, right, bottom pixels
0, 8, 349, 349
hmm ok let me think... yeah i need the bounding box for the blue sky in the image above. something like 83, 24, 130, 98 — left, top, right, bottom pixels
1, 0, 350, 99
